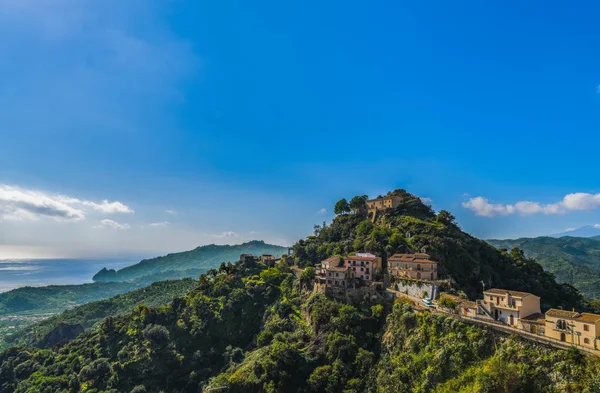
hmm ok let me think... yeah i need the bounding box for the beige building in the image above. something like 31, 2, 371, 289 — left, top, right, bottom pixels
317, 256, 352, 287
387, 253, 438, 281
476, 289, 541, 328
545, 309, 600, 349
261, 254, 276, 267
459, 300, 478, 318
366, 195, 402, 210
366, 195, 402, 221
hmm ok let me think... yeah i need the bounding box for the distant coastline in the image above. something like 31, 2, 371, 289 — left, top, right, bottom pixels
0, 258, 141, 293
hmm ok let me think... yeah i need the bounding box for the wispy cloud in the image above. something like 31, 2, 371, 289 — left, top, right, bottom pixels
565, 228, 576, 232
594, 224, 600, 229
213, 231, 240, 238
97, 219, 130, 230
317, 208, 327, 215
420, 197, 432, 204
0, 184, 132, 221
463, 192, 600, 217
148, 221, 169, 227
165, 209, 177, 215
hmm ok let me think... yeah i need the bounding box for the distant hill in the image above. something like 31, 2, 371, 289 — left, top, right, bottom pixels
551, 225, 600, 238
487, 236, 600, 299
0, 278, 196, 351
93, 240, 288, 282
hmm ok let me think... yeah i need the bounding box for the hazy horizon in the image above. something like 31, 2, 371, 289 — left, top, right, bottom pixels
2, 1, 600, 258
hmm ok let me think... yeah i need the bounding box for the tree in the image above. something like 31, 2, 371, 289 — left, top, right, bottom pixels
349, 195, 368, 212
334, 198, 350, 215
301, 266, 316, 285
437, 210, 456, 226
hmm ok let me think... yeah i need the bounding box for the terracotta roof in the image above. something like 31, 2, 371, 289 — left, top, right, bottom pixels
322, 256, 341, 265
346, 255, 378, 261
388, 256, 437, 264
520, 313, 546, 325
484, 288, 534, 298
460, 300, 477, 309
326, 266, 349, 272
546, 309, 600, 322
388, 253, 434, 262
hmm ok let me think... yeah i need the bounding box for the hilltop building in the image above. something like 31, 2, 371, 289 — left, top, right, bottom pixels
476, 289, 541, 328
366, 195, 402, 221
545, 309, 600, 349
388, 253, 438, 281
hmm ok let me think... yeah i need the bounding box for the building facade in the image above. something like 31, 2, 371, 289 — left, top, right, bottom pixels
387, 253, 438, 281
261, 254, 276, 267
545, 309, 600, 349
366, 195, 402, 221
345, 253, 382, 282
476, 289, 541, 328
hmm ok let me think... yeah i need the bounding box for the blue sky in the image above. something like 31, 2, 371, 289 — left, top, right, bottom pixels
1, 0, 600, 257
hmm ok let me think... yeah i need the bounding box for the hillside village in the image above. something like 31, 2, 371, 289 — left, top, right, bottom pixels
243, 193, 600, 356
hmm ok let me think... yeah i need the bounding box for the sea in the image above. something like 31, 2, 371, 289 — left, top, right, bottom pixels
0, 258, 140, 293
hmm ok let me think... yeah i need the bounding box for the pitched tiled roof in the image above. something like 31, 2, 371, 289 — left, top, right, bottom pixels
346, 255, 378, 261
388, 254, 436, 264
546, 309, 600, 322
326, 266, 349, 272
322, 256, 341, 264
520, 313, 546, 325
484, 288, 534, 298
459, 300, 477, 309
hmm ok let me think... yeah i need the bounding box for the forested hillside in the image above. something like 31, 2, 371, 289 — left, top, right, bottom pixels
2, 190, 598, 393
93, 240, 287, 282
488, 236, 600, 299
293, 190, 584, 310
2, 254, 600, 392
0, 279, 197, 351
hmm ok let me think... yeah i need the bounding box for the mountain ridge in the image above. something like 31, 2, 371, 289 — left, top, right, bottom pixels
93, 240, 288, 282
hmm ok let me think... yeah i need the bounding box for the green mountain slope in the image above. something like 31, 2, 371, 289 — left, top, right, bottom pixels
0, 278, 197, 351
2, 255, 599, 393
487, 236, 600, 299
293, 190, 584, 310
93, 240, 288, 282
1, 191, 596, 393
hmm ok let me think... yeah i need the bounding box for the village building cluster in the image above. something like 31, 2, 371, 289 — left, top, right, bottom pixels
243, 195, 600, 354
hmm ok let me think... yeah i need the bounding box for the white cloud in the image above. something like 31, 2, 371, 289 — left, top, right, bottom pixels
462, 197, 515, 217
165, 209, 176, 215
148, 221, 169, 227
420, 197, 432, 204
594, 224, 600, 229
463, 192, 600, 217
249, 231, 259, 235
565, 228, 576, 232
0, 184, 132, 221
0, 184, 85, 221
97, 219, 130, 230
213, 231, 240, 238
59, 197, 134, 214
317, 208, 327, 215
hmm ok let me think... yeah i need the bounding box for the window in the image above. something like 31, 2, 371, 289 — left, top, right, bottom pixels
557, 320, 568, 330
585, 338, 590, 344
361, 268, 364, 272
584, 324, 590, 332
365, 275, 369, 280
